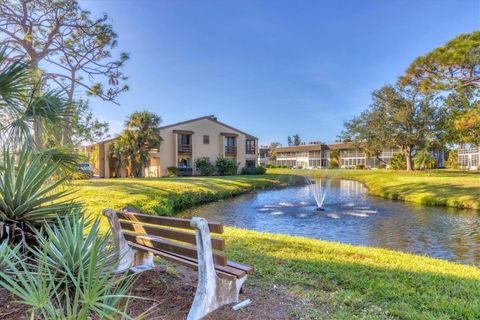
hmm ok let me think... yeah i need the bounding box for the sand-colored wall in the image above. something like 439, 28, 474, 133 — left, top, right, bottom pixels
158, 118, 258, 176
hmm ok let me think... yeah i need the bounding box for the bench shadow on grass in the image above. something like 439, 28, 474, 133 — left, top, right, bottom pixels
224, 235, 480, 319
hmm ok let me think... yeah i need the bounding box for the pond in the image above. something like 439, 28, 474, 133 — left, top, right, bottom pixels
183, 179, 480, 266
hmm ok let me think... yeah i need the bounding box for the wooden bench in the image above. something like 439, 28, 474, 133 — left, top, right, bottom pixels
103, 209, 254, 320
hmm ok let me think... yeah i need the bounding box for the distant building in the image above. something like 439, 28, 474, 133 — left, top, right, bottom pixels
258, 146, 269, 167
273, 143, 403, 169
458, 144, 479, 170
80, 115, 258, 177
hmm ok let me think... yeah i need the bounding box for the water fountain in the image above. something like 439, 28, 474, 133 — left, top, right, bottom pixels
305, 176, 330, 211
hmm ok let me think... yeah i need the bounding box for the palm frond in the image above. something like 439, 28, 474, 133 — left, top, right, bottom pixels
0, 210, 138, 320
0, 145, 79, 245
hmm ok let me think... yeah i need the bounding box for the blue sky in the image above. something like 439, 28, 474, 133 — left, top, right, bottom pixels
81, 0, 479, 145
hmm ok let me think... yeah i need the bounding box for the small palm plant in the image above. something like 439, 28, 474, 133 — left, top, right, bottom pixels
414, 149, 437, 174
0, 145, 77, 245
0, 211, 138, 320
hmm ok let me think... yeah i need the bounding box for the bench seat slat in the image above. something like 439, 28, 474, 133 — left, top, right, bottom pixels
129, 242, 246, 279
124, 232, 227, 266
118, 212, 224, 234
120, 221, 225, 250
129, 243, 237, 281
227, 260, 255, 273
160, 249, 247, 279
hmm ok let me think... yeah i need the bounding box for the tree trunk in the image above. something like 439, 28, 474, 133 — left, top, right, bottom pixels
405, 148, 413, 171
33, 120, 44, 149
31, 60, 44, 150
61, 72, 76, 146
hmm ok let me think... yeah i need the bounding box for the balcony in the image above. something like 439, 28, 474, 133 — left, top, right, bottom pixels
225, 145, 237, 156
178, 144, 192, 154
246, 147, 256, 155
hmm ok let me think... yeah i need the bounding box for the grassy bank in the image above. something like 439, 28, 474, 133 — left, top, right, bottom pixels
225, 228, 480, 319
71, 174, 303, 221
71, 174, 480, 319
269, 168, 480, 210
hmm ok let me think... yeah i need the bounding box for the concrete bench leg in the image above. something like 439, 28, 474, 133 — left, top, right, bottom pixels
103, 209, 154, 273
187, 217, 246, 320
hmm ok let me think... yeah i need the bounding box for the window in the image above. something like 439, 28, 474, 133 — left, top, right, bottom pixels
178, 134, 191, 145
225, 136, 236, 147
246, 139, 256, 154
203, 135, 210, 144
225, 136, 236, 154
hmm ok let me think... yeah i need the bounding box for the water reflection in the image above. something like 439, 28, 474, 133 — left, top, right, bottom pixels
182, 179, 480, 266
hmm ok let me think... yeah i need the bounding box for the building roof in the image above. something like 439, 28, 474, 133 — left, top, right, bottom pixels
275, 142, 354, 152
159, 115, 258, 139
275, 144, 326, 152
81, 115, 257, 147
326, 142, 354, 150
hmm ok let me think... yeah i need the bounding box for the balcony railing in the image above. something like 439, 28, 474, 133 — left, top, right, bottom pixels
225, 145, 237, 156
178, 144, 192, 154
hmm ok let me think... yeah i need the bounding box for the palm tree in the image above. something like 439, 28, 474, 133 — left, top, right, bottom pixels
111, 111, 162, 177
329, 150, 340, 168
0, 46, 70, 149
414, 149, 437, 174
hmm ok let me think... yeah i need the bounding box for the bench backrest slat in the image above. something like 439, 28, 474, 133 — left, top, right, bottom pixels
117, 211, 224, 234
120, 220, 225, 250
124, 232, 228, 266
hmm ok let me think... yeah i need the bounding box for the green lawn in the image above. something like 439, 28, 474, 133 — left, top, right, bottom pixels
70, 174, 304, 226
70, 173, 480, 319
225, 228, 480, 319
269, 168, 480, 210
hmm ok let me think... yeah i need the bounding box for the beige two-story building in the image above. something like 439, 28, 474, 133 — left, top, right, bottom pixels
81, 115, 258, 177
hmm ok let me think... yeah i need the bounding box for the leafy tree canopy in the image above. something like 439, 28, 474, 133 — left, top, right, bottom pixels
340, 85, 443, 170
400, 32, 480, 91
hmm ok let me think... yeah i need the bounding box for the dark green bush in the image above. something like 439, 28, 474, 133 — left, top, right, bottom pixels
215, 156, 238, 176
355, 164, 365, 170
255, 166, 267, 174
376, 163, 387, 169
195, 157, 216, 176
167, 166, 179, 176
241, 166, 266, 175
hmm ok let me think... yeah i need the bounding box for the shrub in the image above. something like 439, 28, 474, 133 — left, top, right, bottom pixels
355, 164, 365, 170
69, 171, 91, 180
241, 166, 266, 175
0, 146, 78, 246
167, 166, 179, 176
215, 156, 238, 176
376, 163, 387, 169
255, 166, 267, 174
195, 157, 216, 176
445, 150, 458, 169
0, 211, 138, 320
390, 153, 407, 170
